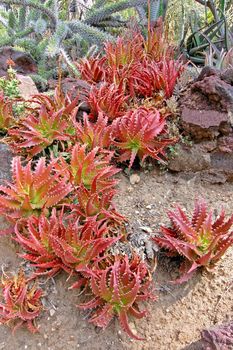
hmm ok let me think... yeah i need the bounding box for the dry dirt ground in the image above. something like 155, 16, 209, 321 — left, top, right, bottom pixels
0, 168, 232, 350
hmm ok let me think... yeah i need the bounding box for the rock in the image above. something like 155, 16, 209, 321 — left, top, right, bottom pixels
49, 309, 56, 317
181, 107, 230, 140
0, 144, 13, 184
201, 322, 233, 350
129, 173, 141, 185
179, 66, 233, 141
210, 151, 233, 181
220, 67, 233, 85
0, 47, 37, 77
195, 65, 220, 81
168, 144, 211, 172
140, 226, 152, 233
217, 134, 233, 153
200, 170, 227, 184
17, 74, 38, 100
192, 76, 233, 111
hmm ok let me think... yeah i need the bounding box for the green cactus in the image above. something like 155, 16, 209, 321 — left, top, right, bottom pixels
0, 0, 156, 86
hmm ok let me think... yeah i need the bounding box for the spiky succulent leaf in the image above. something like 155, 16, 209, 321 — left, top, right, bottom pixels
0, 157, 72, 221
55, 144, 119, 192
75, 112, 112, 150
14, 209, 69, 277
111, 107, 175, 168
0, 269, 42, 333
8, 106, 72, 157
78, 254, 154, 340
153, 199, 233, 283
133, 59, 184, 98
77, 56, 107, 84
87, 83, 129, 121
72, 185, 125, 224
50, 220, 120, 272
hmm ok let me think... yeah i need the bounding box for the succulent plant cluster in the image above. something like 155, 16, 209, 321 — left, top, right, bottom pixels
0, 24, 233, 341
153, 199, 233, 283
0, 269, 43, 333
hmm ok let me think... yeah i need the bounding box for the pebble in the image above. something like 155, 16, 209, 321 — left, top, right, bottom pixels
49, 309, 55, 317
140, 226, 152, 233
130, 174, 140, 185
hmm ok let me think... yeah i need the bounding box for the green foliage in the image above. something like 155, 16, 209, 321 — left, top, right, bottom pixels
0, 0, 153, 85
85, 0, 148, 25
0, 67, 20, 99
0, 66, 25, 116
167, 0, 233, 65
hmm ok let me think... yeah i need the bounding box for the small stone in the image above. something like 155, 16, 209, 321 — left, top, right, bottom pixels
129, 174, 140, 185
44, 334, 48, 339
140, 226, 152, 233
127, 186, 133, 193
24, 346, 28, 349
49, 309, 55, 317
37, 343, 42, 347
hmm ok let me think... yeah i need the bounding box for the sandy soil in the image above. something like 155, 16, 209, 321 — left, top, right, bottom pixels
0, 169, 232, 350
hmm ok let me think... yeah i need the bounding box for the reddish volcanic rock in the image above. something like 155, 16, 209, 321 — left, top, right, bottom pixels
201, 322, 233, 350
168, 144, 211, 172
217, 134, 233, 153
181, 107, 230, 140
179, 66, 233, 141
0, 47, 37, 76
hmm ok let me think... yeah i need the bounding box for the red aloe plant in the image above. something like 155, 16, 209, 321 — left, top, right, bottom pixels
32, 86, 80, 120
112, 107, 175, 168
88, 83, 129, 121
153, 199, 233, 283
0, 93, 13, 132
133, 59, 184, 99
49, 219, 120, 273
77, 56, 107, 84
0, 269, 42, 333
104, 36, 143, 70
143, 24, 175, 62
8, 105, 73, 157
75, 112, 112, 150
78, 254, 154, 340
72, 185, 125, 224
14, 209, 69, 277
55, 144, 119, 192
0, 157, 72, 221
15, 205, 123, 277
